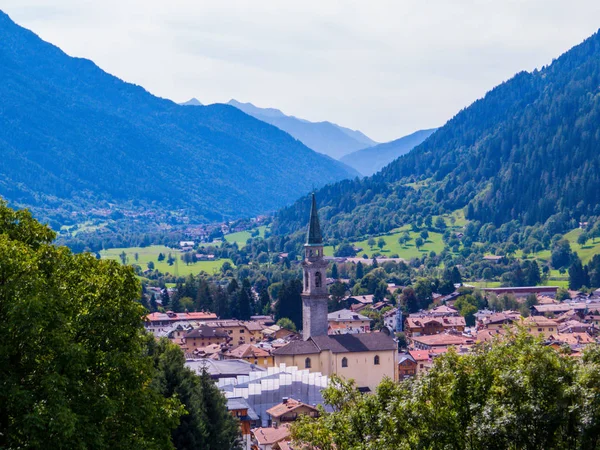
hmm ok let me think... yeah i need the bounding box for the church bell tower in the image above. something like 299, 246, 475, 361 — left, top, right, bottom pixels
302, 193, 329, 340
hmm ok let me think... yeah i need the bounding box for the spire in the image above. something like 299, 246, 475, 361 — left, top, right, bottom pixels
306, 193, 323, 245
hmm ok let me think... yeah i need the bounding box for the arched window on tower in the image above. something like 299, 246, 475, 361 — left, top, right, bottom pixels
315, 272, 322, 288
341, 357, 348, 368
304, 275, 308, 290
305, 357, 311, 369
374, 355, 380, 365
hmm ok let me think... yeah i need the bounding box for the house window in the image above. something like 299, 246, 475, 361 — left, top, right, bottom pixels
305, 358, 311, 369
341, 357, 348, 368
315, 272, 322, 288
374, 355, 380, 365
240, 329, 245, 333
538, 328, 542, 332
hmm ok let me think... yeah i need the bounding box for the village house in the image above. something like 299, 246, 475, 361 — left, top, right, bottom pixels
251, 425, 291, 450
398, 353, 417, 379
327, 309, 371, 334
522, 316, 558, 338
204, 320, 265, 345
405, 315, 466, 336
227, 397, 259, 450
410, 333, 474, 351
266, 398, 319, 427
272, 195, 397, 392
182, 326, 230, 352
223, 343, 274, 368
481, 311, 521, 330
409, 350, 434, 376
145, 311, 217, 329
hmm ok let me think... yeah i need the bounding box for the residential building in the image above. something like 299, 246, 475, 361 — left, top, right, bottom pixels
145, 311, 217, 328
252, 425, 291, 450
398, 353, 417, 379
411, 333, 474, 350
266, 398, 319, 427
223, 344, 274, 368
327, 309, 371, 334
405, 315, 466, 336
522, 316, 558, 338
409, 350, 433, 375
227, 397, 259, 450
182, 326, 230, 352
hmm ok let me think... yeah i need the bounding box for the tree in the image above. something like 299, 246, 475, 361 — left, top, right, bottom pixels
551, 239, 573, 269
435, 216, 447, 230
276, 317, 297, 332
569, 257, 590, 290
259, 288, 271, 315
415, 237, 424, 250
119, 250, 127, 264
149, 338, 241, 450
134, 252, 139, 262
147, 260, 155, 270
292, 330, 585, 449
400, 287, 419, 313
420, 230, 429, 241
356, 261, 364, 279
377, 237, 386, 250
578, 232, 589, 246
158, 252, 166, 262
0, 201, 181, 449
556, 287, 571, 301
331, 263, 339, 280
329, 281, 347, 311
368, 237, 376, 249
275, 279, 303, 330
237, 278, 253, 320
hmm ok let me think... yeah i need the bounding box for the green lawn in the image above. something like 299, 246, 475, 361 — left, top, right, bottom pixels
223, 226, 268, 248
100, 245, 232, 276
325, 227, 446, 260
563, 228, 600, 263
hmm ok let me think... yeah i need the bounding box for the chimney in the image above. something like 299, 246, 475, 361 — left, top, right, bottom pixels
282, 397, 288, 404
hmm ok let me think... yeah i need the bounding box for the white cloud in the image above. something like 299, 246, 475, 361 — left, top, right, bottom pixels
1, 0, 599, 141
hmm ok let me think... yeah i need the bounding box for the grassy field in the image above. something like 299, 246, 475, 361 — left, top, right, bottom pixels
324, 226, 446, 260
100, 245, 232, 276
223, 226, 268, 248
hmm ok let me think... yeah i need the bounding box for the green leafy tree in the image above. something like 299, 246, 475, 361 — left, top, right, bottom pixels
377, 237, 386, 250
415, 237, 424, 250
276, 317, 297, 332
356, 261, 364, 279
0, 201, 181, 449
275, 279, 303, 330
331, 262, 339, 280
148, 338, 241, 450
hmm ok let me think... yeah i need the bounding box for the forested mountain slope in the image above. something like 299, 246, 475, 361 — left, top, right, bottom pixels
340, 128, 437, 176
273, 28, 600, 239
226, 99, 377, 159
0, 11, 356, 224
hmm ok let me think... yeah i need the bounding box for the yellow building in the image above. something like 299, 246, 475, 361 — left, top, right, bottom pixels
222, 343, 274, 368
204, 320, 264, 345
272, 194, 397, 392
522, 316, 558, 338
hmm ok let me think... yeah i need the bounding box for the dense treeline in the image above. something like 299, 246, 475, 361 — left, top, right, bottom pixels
0, 200, 239, 449
273, 29, 600, 240
293, 331, 600, 450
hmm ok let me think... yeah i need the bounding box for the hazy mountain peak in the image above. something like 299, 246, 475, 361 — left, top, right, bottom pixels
180, 97, 203, 106
224, 99, 378, 159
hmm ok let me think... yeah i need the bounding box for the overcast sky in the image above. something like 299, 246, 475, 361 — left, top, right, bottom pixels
1, 1, 600, 142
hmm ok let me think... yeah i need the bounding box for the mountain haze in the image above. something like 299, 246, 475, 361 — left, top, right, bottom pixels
273, 28, 600, 239
0, 11, 356, 224
226, 99, 377, 159
340, 128, 437, 176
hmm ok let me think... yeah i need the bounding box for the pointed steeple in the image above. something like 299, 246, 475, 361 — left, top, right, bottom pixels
306, 193, 323, 245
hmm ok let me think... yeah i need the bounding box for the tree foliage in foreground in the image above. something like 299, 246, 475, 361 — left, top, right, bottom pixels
293, 330, 600, 450
0, 201, 240, 449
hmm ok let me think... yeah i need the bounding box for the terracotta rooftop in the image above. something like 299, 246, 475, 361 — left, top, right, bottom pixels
185, 326, 230, 339
411, 333, 473, 347
266, 398, 317, 418
252, 425, 291, 445
146, 311, 217, 322
408, 350, 431, 361
225, 343, 270, 359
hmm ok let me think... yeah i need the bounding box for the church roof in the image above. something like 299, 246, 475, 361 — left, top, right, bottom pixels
272, 333, 396, 356
306, 193, 323, 245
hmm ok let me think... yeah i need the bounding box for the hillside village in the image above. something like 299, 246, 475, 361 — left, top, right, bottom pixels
143, 199, 600, 450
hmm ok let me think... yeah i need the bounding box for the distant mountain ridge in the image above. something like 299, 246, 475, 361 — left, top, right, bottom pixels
181, 97, 203, 106
225, 99, 378, 159
341, 128, 437, 176
273, 28, 600, 239
0, 10, 356, 224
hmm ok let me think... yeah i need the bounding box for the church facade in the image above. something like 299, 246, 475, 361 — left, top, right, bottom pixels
272, 194, 397, 391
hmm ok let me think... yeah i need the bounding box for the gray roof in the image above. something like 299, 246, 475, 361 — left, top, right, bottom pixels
227, 397, 260, 421
185, 358, 266, 378
328, 309, 369, 322
273, 333, 396, 356
186, 326, 230, 339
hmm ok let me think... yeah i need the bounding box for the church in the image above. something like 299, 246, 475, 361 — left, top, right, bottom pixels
272, 194, 397, 391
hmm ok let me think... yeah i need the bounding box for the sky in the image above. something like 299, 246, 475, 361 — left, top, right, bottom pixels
1, 1, 600, 142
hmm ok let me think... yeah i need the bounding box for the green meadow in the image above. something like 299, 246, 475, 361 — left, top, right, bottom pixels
100, 245, 232, 276
223, 225, 268, 248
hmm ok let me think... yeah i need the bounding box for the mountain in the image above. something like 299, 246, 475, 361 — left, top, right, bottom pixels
340, 128, 437, 176
0, 11, 357, 225
180, 97, 203, 106
273, 28, 600, 239
225, 99, 377, 159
